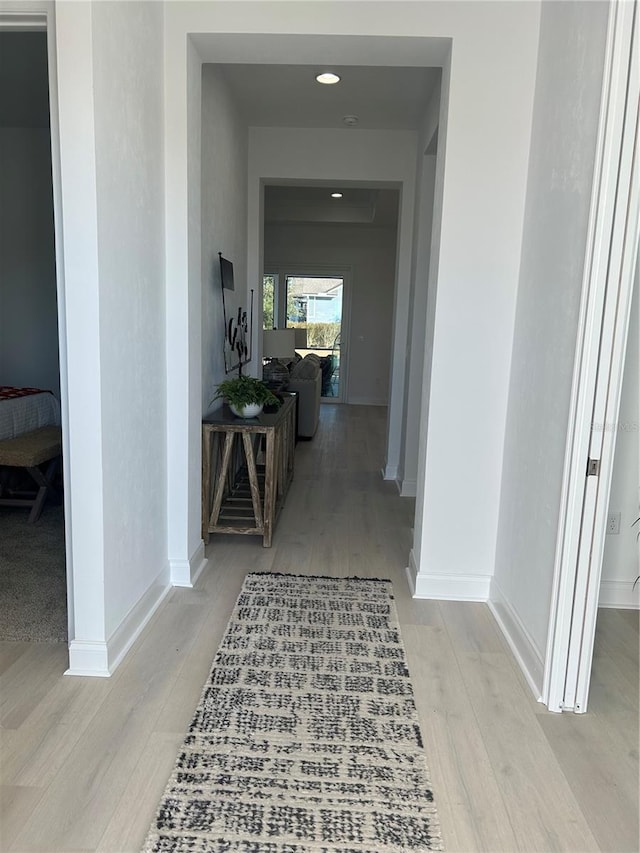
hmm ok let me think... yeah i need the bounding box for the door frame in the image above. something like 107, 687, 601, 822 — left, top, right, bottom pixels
543, 0, 639, 713
262, 271, 279, 333
0, 2, 74, 652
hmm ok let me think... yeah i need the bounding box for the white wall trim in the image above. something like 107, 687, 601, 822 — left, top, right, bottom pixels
398, 478, 417, 497
55, 0, 108, 649
347, 397, 387, 407
0, 8, 46, 28
489, 578, 545, 703
170, 541, 208, 588
407, 550, 491, 600
105, 566, 172, 674
65, 641, 110, 678
66, 563, 173, 677
406, 549, 419, 594
598, 580, 640, 609
382, 463, 398, 481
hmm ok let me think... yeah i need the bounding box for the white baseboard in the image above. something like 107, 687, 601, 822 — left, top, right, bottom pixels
66, 641, 111, 677
191, 546, 208, 586
347, 397, 387, 406
67, 546, 209, 678
382, 464, 398, 481
66, 561, 172, 678
489, 578, 544, 701
598, 579, 640, 609
406, 550, 491, 600
105, 566, 172, 674
406, 550, 419, 595
170, 540, 208, 587
398, 478, 417, 497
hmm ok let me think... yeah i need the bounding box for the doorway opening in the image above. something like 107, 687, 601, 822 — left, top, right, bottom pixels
260, 183, 401, 410
0, 24, 67, 646
284, 274, 345, 401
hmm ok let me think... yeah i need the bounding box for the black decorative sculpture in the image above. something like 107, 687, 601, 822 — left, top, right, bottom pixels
219, 253, 253, 375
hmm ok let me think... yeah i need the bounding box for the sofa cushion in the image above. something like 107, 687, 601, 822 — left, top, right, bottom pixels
290, 353, 321, 381
303, 352, 322, 367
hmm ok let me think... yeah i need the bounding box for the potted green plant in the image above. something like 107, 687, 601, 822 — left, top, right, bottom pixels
212, 375, 280, 418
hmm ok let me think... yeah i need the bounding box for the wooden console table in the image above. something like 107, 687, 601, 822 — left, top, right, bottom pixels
202, 393, 296, 547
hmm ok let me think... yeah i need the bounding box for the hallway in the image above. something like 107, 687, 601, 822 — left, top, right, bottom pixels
0, 405, 637, 851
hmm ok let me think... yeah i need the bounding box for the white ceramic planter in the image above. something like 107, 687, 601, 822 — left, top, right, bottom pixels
229, 402, 263, 419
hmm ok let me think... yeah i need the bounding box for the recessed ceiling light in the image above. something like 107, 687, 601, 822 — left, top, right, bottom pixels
316, 72, 341, 85
331, 192, 343, 199
342, 115, 359, 127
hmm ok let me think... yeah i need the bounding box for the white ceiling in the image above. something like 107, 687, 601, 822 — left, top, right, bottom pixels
222, 62, 438, 228
217, 63, 441, 131
264, 185, 399, 228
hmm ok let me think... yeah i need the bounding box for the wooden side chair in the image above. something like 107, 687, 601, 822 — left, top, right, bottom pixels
0, 426, 62, 523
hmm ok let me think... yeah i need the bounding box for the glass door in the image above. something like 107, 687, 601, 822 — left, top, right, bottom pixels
284, 275, 344, 401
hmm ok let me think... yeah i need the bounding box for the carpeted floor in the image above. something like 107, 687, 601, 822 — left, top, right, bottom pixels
0, 503, 67, 642
143, 572, 443, 853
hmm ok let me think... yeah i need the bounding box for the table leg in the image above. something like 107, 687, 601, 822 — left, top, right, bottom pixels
202, 428, 212, 543
263, 429, 275, 547
210, 430, 234, 528
242, 432, 264, 530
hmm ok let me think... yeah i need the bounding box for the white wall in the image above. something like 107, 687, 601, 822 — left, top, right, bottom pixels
0, 127, 59, 396
400, 155, 435, 496
92, 0, 168, 642
492, 1, 610, 680
600, 261, 639, 607
55, 0, 168, 674
55, 0, 107, 666
264, 221, 397, 406
201, 65, 248, 412
398, 81, 439, 495
408, 6, 541, 598
413, 64, 450, 557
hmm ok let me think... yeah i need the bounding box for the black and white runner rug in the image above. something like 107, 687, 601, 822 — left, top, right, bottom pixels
143, 573, 443, 852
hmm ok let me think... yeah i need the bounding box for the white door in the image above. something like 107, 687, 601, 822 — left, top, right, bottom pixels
543, 0, 640, 713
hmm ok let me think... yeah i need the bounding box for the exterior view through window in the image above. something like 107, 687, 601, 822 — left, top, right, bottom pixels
263, 273, 345, 399
285, 276, 343, 399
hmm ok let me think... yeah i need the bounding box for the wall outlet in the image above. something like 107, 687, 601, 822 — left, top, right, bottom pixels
607, 512, 621, 535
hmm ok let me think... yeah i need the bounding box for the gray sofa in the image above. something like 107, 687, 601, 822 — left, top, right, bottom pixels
286, 354, 322, 438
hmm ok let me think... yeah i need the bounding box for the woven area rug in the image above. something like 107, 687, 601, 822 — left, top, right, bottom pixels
144, 573, 443, 852
0, 504, 67, 642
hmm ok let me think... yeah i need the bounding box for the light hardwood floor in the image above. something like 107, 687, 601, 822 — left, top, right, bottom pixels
1, 405, 638, 852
